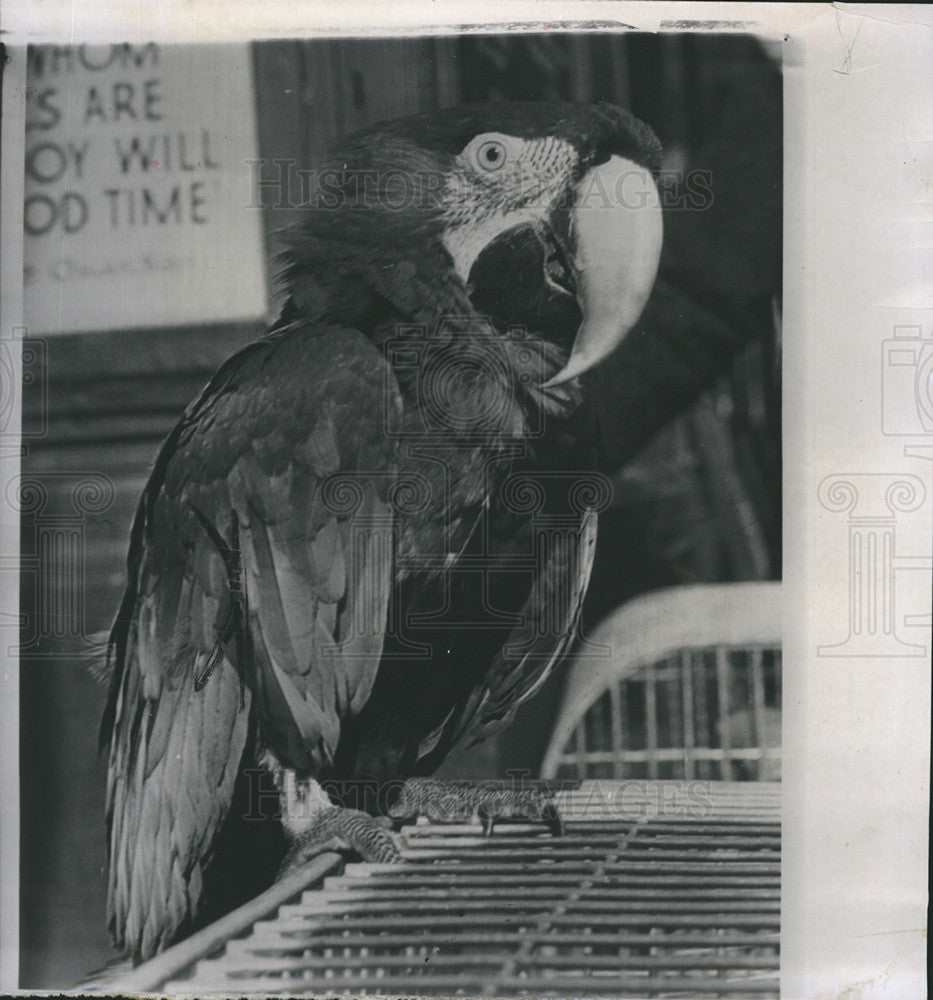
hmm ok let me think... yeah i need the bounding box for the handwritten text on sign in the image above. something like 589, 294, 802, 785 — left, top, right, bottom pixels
24, 43, 267, 334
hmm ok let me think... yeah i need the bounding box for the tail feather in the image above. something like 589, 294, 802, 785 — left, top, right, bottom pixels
81, 630, 115, 686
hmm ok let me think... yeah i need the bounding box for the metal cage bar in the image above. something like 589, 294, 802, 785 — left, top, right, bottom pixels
114, 781, 779, 998
542, 584, 782, 784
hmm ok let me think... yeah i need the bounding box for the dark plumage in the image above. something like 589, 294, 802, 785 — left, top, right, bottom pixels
102, 101, 663, 959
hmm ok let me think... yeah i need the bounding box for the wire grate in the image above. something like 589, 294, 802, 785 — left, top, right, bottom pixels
556, 646, 782, 783
130, 781, 780, 997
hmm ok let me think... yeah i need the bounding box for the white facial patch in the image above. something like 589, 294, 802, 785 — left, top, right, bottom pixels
442, 135, 577, 282
443, 207, 549, 281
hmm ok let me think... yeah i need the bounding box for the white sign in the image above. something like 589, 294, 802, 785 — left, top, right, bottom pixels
24, 43, 267, 334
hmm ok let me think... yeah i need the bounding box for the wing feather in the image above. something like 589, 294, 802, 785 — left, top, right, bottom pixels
104, 323, 400, 958
439, 507, 598, 756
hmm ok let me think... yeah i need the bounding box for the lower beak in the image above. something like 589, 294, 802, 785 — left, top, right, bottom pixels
542, 155, 663, 387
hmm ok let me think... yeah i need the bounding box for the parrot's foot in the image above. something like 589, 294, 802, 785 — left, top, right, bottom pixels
389, 777, 564, 837
262, 759, 403, 873
279, 806, 403, 874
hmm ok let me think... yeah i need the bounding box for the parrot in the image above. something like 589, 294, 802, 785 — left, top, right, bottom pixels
101, 101, 664, 960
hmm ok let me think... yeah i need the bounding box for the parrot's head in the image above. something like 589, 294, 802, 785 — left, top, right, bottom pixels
285, 101, 663, 388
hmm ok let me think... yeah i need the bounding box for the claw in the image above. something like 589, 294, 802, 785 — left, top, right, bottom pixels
542, 801, 565, 837
478, 805, 495, 838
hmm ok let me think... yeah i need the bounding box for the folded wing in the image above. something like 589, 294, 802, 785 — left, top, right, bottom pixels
102, 324, 400, 958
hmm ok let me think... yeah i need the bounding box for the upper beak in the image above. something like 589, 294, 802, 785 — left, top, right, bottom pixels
542, 155, 663, 387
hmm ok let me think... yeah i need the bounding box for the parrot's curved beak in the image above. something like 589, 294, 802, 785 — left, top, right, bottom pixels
542, 156, 663, 387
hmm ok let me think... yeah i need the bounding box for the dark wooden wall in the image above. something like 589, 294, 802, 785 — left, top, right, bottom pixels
18, 34, 781, 987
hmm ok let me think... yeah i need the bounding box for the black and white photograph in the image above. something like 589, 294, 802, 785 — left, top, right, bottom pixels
0, 4, 928, 998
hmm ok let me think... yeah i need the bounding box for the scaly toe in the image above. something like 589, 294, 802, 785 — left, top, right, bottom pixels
282, 806, 403, 873
390, 778, 563, 835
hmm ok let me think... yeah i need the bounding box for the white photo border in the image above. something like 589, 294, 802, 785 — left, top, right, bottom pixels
0, 4, 929, 997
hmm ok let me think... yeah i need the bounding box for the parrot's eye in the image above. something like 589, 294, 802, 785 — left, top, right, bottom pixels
462, 133, 520, 174
476, 140, 507, 170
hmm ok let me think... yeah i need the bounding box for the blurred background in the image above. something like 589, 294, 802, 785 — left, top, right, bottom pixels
17, 32, 781, 987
